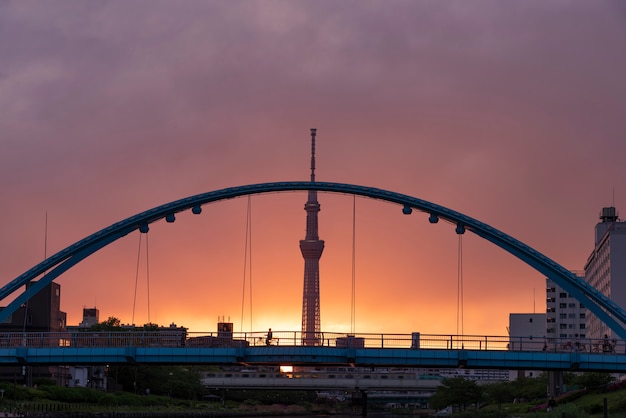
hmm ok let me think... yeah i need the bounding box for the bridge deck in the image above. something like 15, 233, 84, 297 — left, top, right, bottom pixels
0, 331, 623, 372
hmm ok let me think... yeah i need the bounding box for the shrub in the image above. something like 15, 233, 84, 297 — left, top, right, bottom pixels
32, 378, 56, 387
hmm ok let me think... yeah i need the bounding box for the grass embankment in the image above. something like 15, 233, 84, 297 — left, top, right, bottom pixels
476, 385, 626, 417
0, 382, 347, 416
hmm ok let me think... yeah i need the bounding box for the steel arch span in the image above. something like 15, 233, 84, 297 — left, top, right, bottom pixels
2, 181, 625, 337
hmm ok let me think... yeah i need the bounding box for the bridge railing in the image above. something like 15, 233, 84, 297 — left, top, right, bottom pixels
0, 331, 621, 354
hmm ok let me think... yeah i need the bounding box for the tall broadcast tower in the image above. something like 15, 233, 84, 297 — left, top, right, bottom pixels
300, 128, 325, 346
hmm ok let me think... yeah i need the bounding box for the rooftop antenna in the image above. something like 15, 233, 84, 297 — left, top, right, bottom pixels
310, 128, 317, 182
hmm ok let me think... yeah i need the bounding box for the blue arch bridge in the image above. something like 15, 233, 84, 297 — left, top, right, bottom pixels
2, 182, 626, 372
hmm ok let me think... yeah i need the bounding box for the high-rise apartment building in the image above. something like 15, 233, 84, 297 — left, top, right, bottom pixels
584, 207, 626, 339
546, 275, 587, 347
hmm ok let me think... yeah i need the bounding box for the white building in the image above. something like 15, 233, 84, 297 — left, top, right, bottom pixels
546, 274, 587, 349
509, 313, 546, 349
508, 313, 546, 380
584, 207, 626, 339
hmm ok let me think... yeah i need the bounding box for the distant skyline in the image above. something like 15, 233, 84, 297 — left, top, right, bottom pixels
2, 1, 626, 336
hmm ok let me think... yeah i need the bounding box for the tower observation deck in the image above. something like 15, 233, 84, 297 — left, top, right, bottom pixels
300, 128, 325, 346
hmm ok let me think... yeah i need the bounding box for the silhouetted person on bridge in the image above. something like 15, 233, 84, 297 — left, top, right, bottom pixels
266, 328, 273, 346
603, 334, 613, 353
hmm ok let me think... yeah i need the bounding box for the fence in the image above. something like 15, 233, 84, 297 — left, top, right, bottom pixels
0, 331, 620, 354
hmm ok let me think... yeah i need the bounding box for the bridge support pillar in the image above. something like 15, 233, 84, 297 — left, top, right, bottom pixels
548, 371, 563, 398
351, 390, 368, 416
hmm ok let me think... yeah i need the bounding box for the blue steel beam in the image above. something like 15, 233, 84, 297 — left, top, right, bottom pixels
1, 181, 625, 337
1, 346, 626, 372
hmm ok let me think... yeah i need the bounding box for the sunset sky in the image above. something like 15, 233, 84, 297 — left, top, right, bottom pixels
2, 1, 626, 338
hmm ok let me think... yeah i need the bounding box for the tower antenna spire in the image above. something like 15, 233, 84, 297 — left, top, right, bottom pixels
310, 128, 317, 182
300, 128, 324, 346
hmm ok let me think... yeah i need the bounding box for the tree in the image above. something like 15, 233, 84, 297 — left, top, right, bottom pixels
510, 374, 547, 400
484, 381, 515, 408
566, 372, 615, 390
89, 316, 122, 331
113, 365, 206, 399
429, 377, 484, 411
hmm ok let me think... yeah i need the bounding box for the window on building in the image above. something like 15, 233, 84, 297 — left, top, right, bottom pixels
559, 292, 567, 298
580, 313, 586, 319
547, 287, 556, 293
568, 303, 576, 308
560, 334, 567, 338
560, 313, 567, 319
560, 303, 567, 308
568, 313, 576, 318
560, 324, 567, 329
547, 297, 556, 303
580, 324, 586, 329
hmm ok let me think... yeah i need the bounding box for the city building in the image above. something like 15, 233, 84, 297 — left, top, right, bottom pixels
584, 207, 626, 339
65, 308, 190, 389
0, 281, 66, 333
65, 307, 107, 390
546, 274, 587, 349
508, 313, 546, 380
0, 281, 69, 385
187, 318, 247, 347
508, 313, 546, 350
79, 307, 99, 328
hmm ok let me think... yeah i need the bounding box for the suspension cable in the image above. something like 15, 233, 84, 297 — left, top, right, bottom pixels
351, 195, 356, 335
240, 196, 252, 332
145, 232, 151, 324
248, 197, 253, 332
457, 234, 464, 336
132, 233, 142, 326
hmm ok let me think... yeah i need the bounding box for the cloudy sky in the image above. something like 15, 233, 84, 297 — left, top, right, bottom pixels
2, 1, 626, 337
